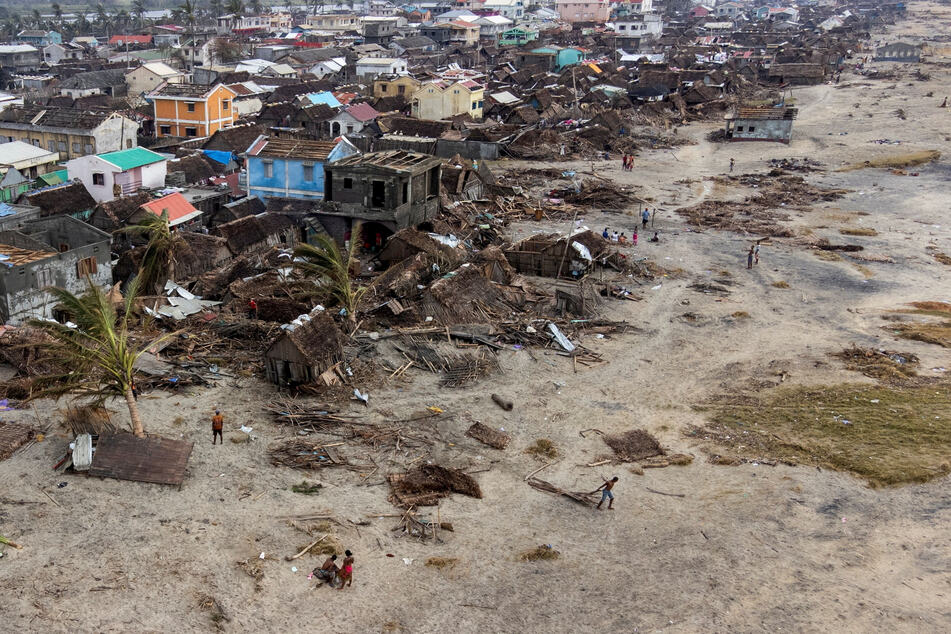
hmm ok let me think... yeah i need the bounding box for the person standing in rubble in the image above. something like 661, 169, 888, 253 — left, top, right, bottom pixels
248, 298, 258, 319
729, 158, 735, 173
602, 227, 610, 239
212, 410, 224, 445
747, 245, 755, 270
632, 228, 638, 246
642, 208, 650, 229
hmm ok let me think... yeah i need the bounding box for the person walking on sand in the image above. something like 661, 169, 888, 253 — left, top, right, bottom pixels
621, 154, 628, 170
641, 208, 650, 229
747, 246, 754, 270
212, 410, 224, 445
311, 554, 338, 587
754, 243, 760, 265
593, 476, 618, 510
632, 228, 638, 246
338, 550, 354, 590
729, 158, 735, 173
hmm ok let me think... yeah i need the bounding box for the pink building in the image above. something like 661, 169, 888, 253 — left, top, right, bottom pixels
556, 0, 612, 23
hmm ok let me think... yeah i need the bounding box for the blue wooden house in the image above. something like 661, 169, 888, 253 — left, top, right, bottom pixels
245, 136, 360, 201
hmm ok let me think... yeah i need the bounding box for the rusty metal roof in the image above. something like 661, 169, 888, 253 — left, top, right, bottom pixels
0, 243, 56, 265
330, 150, 442, 172
249, 138, 339, 160
88, 434, 193, 486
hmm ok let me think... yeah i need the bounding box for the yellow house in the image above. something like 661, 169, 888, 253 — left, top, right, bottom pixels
373, 74, 421, 99
411, 79, 484, 121
151, 83, 237, 138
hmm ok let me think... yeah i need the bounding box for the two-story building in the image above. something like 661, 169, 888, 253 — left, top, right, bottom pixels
518, 46, 587, 72
472, 15, 514, 41
411, 79, 484, 121
42, 42, 85, 65
16, 30, 62, 47
125, 61, 185, 96
304, 14, 360, 32
355, 57, 409, 79
151, 83, 237, 138
66, 147, 168, 203
499, 27, 538, 46
245, 136, 360, 201
555, 0, 611, 23
0, 45, 41, 74
362, 17, 400, 46
373, 74, 422, 99
482, 0, 526, 19
0, 106, 139, 161
319, 150, 442, 244
0, 141, 60, 184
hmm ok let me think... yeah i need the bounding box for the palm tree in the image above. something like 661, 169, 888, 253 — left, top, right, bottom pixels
209, 0, 224, 20
31, 9, 42, 28
115, 211, 183, 295
227, 0, 245, 17
249, 0, 263, 15
28, 277, 170, 438
132, 0, 146, 28
293, 228, 365, 328
52, 3, 63, 28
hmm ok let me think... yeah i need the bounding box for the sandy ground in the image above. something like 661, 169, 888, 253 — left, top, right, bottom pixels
3, 5, 951, 633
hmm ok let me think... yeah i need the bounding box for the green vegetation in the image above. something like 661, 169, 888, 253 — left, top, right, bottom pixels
702, 383, 951, 487
28, 277, 171, 437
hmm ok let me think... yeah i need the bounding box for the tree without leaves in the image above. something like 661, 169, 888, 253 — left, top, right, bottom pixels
293, 227, 366, 329
28, 276, 172, 438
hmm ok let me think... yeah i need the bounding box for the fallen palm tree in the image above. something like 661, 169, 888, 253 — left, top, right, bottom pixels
526, 477, 597, 507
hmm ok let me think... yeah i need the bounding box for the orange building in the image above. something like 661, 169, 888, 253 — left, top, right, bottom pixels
150, 83, 237, 139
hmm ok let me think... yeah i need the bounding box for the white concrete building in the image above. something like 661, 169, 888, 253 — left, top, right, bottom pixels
355, 57, 408, 79
125, 61, 184, 96
66, 147, 167, 203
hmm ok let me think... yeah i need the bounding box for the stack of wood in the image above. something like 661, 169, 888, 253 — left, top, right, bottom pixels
526, 477, 598, 507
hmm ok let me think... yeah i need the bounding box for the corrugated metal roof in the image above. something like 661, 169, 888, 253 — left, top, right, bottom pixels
99, 147, 166, 171
88, 433, 193, 486
141, 192, 201, 226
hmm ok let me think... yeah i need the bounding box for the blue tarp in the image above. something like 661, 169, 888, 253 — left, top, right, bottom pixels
305, 91, 341, 108
0, 203, 16, 217
202, 149, 233, 166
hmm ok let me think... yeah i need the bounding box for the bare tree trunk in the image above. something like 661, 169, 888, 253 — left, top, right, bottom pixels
125, 386, 145, 437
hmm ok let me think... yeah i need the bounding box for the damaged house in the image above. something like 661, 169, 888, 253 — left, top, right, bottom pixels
264, 309, 345, 386
0, 216, 112, 324
319, 151, 443, 244
724, 106, 798, 143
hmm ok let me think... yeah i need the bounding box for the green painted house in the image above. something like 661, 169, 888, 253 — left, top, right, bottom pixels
0, 169, 30, 203
499, 27, 539, 46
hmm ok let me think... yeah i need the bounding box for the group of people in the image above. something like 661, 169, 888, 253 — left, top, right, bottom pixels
621, 154, 635, 171
602, 227, 660, 244
311, 550, 355, 590
603, 228, 638, 245
747, 242, 761, 269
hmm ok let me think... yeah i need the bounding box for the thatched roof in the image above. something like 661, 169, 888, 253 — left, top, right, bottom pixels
268, 310, 345, 369
215, 213, 296, 254
93, 192, 153, 231
167, 153, 220, 184
18, 182, 96, 217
